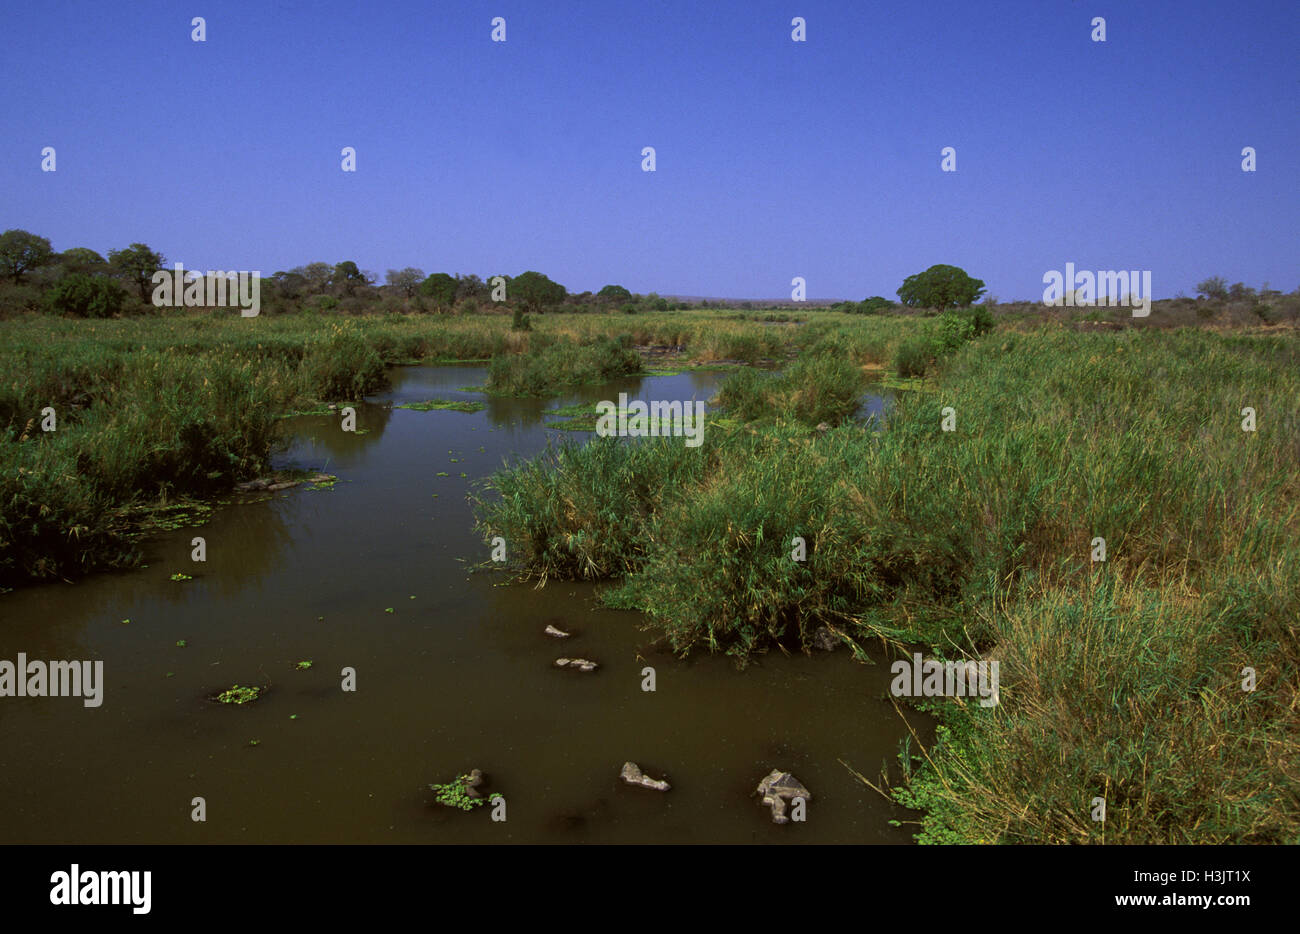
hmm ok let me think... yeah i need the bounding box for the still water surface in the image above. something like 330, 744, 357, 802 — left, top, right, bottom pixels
0, 366, 928, 843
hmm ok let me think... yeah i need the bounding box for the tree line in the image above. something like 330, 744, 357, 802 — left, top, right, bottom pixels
4, 228, 1056, 324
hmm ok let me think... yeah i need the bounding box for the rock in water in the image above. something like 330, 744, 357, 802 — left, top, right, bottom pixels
544, 623, 571, 638
620, 762, 670, 792
756, 769, 812, 824
811, 626, 841, 652
553, 658, 598, 672
464, 768, 485, 799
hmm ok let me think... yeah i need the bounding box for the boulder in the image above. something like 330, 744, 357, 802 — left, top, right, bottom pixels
756, 769, 811, 824
553, 657, 598, 672
620, 762, 670, 792
544, 623, 571, 638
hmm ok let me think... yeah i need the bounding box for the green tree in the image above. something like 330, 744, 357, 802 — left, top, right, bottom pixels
43, 273, 127, 318
597, 284, 632, 303
331, 261, 366, 296
108, 242, 166, 302
509, 271, 567, 315
0, 229, 55, 283
58, 247, 108, 275
896, 264, 986, 313
419, 272, 458, 312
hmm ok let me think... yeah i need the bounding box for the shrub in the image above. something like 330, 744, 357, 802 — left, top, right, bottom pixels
857, 296, 897, 314
43, 274, 127, 318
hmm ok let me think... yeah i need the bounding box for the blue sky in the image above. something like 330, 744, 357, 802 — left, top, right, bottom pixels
2, 0, 1296, 300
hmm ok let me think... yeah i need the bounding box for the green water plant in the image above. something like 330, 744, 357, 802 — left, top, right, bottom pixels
428, 775, 503, 811
215, 685, 261, 705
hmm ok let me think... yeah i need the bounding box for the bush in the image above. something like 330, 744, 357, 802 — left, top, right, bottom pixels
857, 296, 897, 314
43, 274, 127, 318
0, 282, 44, 316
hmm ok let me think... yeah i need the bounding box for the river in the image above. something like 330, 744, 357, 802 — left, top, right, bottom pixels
0, 365, 929, 843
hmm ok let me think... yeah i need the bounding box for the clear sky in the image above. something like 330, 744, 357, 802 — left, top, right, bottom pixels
2, 0, 1296, 300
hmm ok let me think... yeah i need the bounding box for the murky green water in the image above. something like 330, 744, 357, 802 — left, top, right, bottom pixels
0, 366, 929, 843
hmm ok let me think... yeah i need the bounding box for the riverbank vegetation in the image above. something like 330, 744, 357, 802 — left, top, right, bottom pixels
3, 249, 1297, 844
475, 325, 1300, 844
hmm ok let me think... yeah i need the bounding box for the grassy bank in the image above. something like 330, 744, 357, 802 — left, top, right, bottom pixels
1, 308, 891, 586
474, 325, 1300, 843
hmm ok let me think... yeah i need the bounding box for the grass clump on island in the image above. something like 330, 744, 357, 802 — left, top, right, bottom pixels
485, 333, 642, 396
474, 326, 1300, 844
712, 350, 868, 425
396, 399, 485, 413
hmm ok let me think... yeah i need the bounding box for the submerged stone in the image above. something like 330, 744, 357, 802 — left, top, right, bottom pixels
756, 769, 811, 824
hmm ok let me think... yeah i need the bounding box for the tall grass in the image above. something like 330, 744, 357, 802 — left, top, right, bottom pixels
475, 326, 1300, 841
486, 334, 642, 395
712, 351, 867, 425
